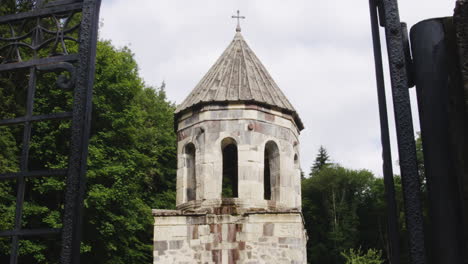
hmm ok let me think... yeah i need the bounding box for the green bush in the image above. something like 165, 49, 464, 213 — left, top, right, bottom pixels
341, 248, 384, 264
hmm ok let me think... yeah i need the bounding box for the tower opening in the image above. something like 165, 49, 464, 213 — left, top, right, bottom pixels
294, 154, 299, 169
264, 141, 280, 201
264, 154, 272, 200
185, 143, 196, 201
222, 138, 238, 198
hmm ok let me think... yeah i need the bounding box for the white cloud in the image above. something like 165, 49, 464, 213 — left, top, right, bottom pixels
100, 0, 453, 176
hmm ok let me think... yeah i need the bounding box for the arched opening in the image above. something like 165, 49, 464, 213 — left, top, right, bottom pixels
221, 138, 238, 198
294, 154, 299, 169
264, 141, 280, 200
185, 143, 196, 202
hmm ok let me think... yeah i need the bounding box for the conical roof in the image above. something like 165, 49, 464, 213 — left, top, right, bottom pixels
175, 31, 303, 130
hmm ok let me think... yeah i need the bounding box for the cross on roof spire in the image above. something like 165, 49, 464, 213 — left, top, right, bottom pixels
232, 10, 246, 32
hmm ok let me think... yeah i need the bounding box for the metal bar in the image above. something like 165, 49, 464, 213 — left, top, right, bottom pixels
61, 1, 101, 263
453, 1, 468, 259
0, 112, 73, 126
368, 1, 401, 263
0, 169, 68, 180
0, 3, 83, 24
380, 0, 427, 263
0, 54, 78, 71
411, 17, 465, 264
45, 0, 84, 8
0, 228, 61, 237
10, 67, 37, 264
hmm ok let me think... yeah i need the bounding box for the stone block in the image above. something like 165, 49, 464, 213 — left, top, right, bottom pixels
155, 216, 188, 226
154, 241, 168, 255
276, 223, 302, 237
263, 223, 274, 236
190, 239, 201, 247
169, 240, 184, 250
278, 237, 301, 245
212, 249, 222, 263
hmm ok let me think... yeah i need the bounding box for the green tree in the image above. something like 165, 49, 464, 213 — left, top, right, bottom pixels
0, 41, 177, 263
310, 146, 331, 177
302, 165, 378, 263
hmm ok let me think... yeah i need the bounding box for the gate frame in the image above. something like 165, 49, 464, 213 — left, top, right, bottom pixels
0, 1, 102, 263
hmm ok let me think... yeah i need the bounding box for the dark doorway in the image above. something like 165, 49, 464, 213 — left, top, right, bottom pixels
222, 139, 238, 198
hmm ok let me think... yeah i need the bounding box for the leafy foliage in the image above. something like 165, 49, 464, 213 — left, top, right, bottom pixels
302, 165, 381, 263
302, 142, 425, 264
341, 248, 384, 264
0, 41, 177, 263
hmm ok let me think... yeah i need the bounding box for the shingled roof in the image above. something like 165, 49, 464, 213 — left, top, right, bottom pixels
175, 31, 304, 130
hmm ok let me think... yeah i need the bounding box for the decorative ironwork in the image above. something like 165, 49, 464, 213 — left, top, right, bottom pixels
368, 0, 427, 263
0, 12, 81, 63
0, 0, 101, 263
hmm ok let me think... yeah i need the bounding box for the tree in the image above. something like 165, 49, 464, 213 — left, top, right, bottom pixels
302, 165, 379, 263
0, 41, 177, 263
310, 146, 331, 177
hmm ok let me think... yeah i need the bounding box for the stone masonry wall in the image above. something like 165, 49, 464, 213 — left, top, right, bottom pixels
176, 104, 302, 211
153, 210, 307, 264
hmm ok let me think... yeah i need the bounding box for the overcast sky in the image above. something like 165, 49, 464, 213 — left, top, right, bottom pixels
99, 0, 453, 176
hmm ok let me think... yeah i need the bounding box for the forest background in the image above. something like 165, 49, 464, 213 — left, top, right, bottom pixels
0, 4, 426, 262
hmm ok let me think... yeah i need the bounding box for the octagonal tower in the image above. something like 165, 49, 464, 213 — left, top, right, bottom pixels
153, 26, 307, 264
174, 31, 304, 213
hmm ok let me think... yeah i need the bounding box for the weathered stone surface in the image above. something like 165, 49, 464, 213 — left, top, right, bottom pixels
263, 223, 274, 237
175, 106, 302, 211
154, 241, 168, 255
169, 240, 183, 250
153, 212, 307, 264
154, 28, 307, 264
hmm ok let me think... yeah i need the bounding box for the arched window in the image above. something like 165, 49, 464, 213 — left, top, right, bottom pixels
264, 141, 280, 200
185, 143, 196, 201
221, 138, 238, 198
294, 154, 299, 169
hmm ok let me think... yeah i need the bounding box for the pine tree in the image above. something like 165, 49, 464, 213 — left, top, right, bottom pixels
310, 146, 331, 177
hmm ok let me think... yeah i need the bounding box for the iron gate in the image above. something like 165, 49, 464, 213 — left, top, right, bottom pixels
0, 0, 101, 263
369, 0, 468, 263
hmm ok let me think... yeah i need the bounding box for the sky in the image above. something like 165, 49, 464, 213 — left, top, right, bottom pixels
99, 0, 453, 176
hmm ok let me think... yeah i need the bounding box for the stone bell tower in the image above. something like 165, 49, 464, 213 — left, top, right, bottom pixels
153, 13, 307, 264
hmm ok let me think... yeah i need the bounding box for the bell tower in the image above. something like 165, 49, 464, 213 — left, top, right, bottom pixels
153, 14, 307, 263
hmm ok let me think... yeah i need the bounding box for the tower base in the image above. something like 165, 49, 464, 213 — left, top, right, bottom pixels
153, 209, 307, 264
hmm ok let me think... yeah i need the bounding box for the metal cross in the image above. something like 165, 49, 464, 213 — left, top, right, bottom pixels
232, 10, 246, 32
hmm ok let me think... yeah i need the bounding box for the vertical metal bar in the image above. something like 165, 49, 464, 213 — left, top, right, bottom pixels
10, 67, 37, 264
380, 0, 427, 263
368, 1, 401, 263
60, 0, 101, 263
453, 2, 468, 259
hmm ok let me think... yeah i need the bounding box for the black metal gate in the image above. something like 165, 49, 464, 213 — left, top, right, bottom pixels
0, 0, 101, 263
369, 0, 468, 263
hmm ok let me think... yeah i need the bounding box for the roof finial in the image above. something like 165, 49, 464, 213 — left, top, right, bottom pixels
232, 10, 246, 32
